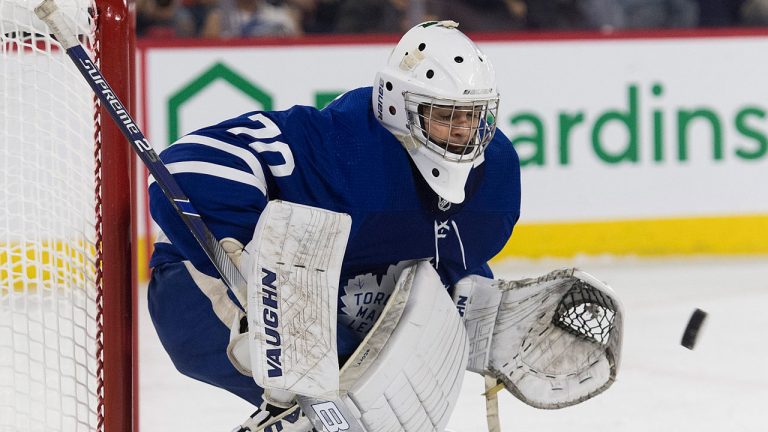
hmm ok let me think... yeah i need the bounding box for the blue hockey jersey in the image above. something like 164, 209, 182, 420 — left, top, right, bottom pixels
149, 86, 521, 355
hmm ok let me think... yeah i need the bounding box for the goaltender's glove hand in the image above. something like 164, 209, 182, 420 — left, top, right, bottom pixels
452, 268, 624, 409
220, 237, 245, 267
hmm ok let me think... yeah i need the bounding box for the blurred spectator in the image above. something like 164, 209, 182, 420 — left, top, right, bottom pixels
524, 0, 589, 29
579, 0, 625, 29
290, 0, 341, 34
428, 0, 526, 32
616, 0, 698, 28
202, 0, 302, 37
696, 0, 744, 26
333, 0, 409, 33
137, 0, 196, 37
740, 0, 768, 25
182, 0, 220, 36
524, 0, 697, 31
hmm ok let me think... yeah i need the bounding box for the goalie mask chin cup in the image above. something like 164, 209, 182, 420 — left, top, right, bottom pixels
373, 20, 499, 204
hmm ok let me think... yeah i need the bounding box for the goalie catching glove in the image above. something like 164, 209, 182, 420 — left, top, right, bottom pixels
453, 268, 624, 409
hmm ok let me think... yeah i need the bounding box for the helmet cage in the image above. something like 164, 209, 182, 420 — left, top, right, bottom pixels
404, 91, 499, 163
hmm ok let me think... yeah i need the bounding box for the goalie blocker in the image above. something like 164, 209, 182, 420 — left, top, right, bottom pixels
453, 268, 624, 410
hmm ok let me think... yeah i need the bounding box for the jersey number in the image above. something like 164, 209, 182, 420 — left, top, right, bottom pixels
228, 113, 295, 177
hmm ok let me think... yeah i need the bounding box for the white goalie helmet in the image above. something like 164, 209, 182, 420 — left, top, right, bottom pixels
373, 20, 499, 203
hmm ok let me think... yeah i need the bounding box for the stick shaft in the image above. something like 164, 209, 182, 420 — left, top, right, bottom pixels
484, 375, 502, 432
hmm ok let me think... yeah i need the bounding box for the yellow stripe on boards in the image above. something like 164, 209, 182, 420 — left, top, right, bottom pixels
496, 214, 768, 258
132, 215, 768, 282
136, 235, 151, 282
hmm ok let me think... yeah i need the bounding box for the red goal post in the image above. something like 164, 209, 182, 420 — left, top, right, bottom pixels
0, 0, 136, 430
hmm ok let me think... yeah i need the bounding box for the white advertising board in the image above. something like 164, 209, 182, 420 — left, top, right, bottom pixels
138, 33, 768, 257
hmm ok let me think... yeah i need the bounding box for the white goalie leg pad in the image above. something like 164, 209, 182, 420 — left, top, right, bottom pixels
227, 200, 352, 405
453, 268, 624, 409
339, 261, 469, 432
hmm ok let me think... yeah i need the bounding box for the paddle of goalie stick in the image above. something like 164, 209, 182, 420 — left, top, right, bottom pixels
33, 2, 366, 430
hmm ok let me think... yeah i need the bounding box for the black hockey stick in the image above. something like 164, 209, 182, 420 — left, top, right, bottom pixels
33, 2, 366, 430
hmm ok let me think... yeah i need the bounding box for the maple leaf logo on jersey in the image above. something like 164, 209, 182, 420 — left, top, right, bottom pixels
339, 260, 418, 338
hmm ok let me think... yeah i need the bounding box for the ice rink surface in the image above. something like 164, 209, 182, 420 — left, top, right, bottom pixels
140, 256, 768, 431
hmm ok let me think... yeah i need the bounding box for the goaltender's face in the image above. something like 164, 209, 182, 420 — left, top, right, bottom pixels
420, 104, 482, 155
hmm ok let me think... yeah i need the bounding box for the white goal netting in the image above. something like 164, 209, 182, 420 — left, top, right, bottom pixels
1, 0, 105, 431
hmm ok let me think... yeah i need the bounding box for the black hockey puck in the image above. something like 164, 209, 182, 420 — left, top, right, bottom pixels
681, 308, 707, 350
